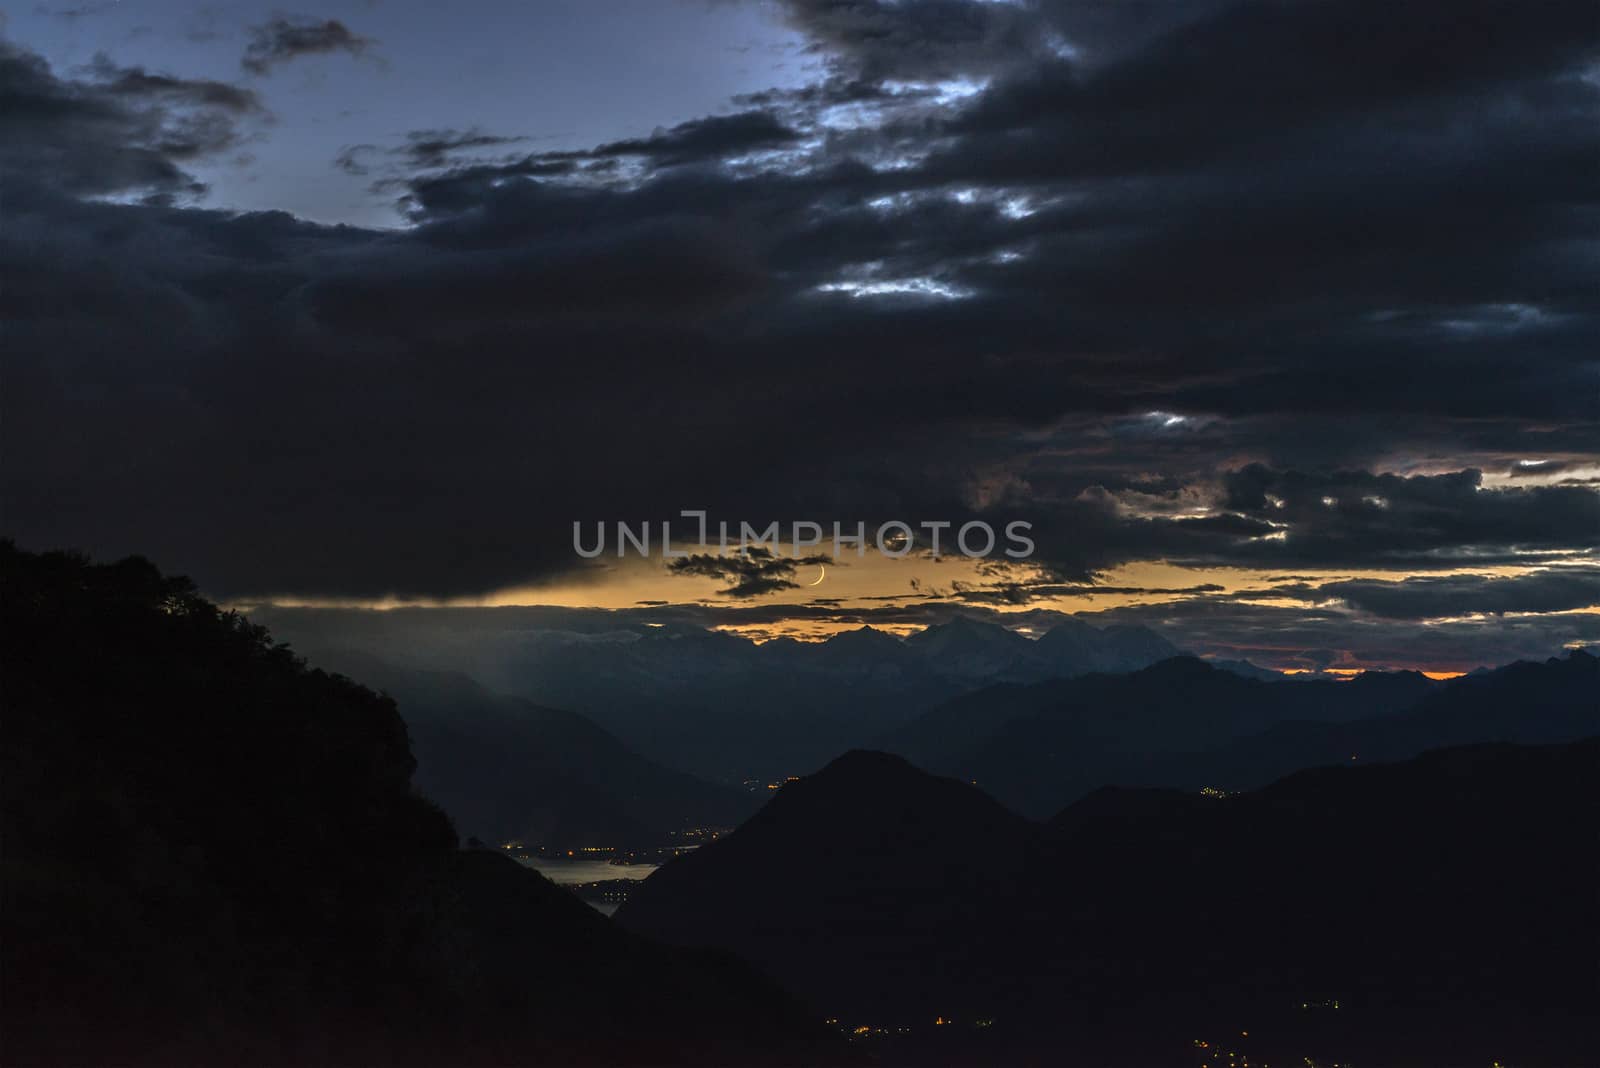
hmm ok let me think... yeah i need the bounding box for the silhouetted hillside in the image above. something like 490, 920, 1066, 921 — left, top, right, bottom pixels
877, 656, 1421, 811
619, 738, 1599, 1066
620, 750, 1034, 1019
979, 645, 1593, 812
299, 649, 757, 849
0, 545, 831, 1066
1188, 647, 1598, 787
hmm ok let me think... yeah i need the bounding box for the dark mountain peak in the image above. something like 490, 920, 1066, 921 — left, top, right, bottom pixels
894, 616, 1041, 684
908, 614, 1026, 645
1030, 619, 1099, 655
1208, 657, 1286, 682
1101, 622, 1172, 642
734, 748, 1031, 845
1463, 646, 1598, 687
803, 626, 912, 680
1347, 667, 1437, 692
904, 618, 1032, 681
1037, 616, 1097, 638
1022, 619, 1184, 680
617, 749, 1034, 1016
814, 747, 921, 779
1100, 622, 1183, 653
759, 635, 803, 651
1134, 653, 1233, 682
643, 626, 753, 650
836, 623, 887, 637
1363, 667, 1429, 680
784, 747, 992, 809
821, 624, 904, 650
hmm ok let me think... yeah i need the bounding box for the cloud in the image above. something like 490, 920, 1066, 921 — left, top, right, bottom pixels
241, 16, 378, 76
1207, 465, 1600, 568
397, 128, 530, 169
247, 592, 1600, 678
2, 0, 1597, 616
1084, 594, 1600, 675
593, 110, 803, 166
949, 579, 1228, 607
773, 0, 1057, 81
33, 2, 121, 22
1507, 459, 1573, 479
667, 548, 833, 598
0, 43, 265, 199
84, 54, 265, 115
1315, 569, 1600, 620
332, 143, 378, 176
333, 128, 531, 180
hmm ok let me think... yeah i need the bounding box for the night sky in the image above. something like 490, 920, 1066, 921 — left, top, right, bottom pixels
4, 0, 1598, 673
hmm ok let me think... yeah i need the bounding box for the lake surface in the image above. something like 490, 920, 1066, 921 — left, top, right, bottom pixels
517, 857, 659, 885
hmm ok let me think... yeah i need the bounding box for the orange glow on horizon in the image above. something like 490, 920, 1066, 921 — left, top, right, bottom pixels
224, 549, 1597, 678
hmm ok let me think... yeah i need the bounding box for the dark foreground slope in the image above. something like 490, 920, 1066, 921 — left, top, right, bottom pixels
0, 545, 831, 1067
620, 741, 1600, 1067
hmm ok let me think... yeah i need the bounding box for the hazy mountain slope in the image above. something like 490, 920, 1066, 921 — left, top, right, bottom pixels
283, 614, 1187, 782
1016, 619, 1184, 680
1207, 656, 1290, 681
883, 657, 1440, 814
481, 629, 968, 781
1175, 647, 1598, 792
300, 648, 757, 848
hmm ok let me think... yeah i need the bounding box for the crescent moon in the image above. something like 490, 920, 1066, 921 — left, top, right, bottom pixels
807, 564, 826, 586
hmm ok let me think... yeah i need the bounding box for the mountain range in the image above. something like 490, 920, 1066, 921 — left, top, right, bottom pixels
620, 733, 1600, 1066
9, 542, 1593, 1065
268, 614, 1189, 782
882, 651, 1594, 816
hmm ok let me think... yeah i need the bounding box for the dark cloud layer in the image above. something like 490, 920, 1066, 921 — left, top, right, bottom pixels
667, 548, 833, 598
0, 41, 265, 198
594, 110, 803, 166
1314, 569, 1600, 620
2, 0, 1598, 648
772, 0, 1056, 81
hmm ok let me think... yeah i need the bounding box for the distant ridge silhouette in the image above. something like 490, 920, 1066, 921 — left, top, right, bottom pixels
272, 612, 1186, 781
880, 652, 1590, 815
